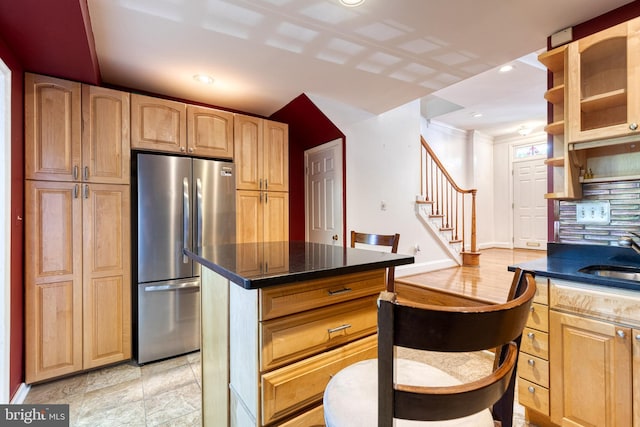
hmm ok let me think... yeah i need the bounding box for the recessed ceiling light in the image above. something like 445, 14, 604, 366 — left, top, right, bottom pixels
193, 74, 215, 85
499, 65, 514, 73
339, 0, 366, 6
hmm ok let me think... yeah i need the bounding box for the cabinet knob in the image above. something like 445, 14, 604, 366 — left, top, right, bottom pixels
530, 306, 535, 312
630, 122, 638, 131
188, 147, 194, 153
527, 332, 535, 339
528, 359, 535, 366
617, 330, 626, 338
180, 146, 186, 152
636, 334, 640, 341
528, 386, 535, 394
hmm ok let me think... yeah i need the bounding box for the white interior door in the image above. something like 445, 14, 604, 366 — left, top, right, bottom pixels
513, 158, 547, 250
305, 139, 343, 244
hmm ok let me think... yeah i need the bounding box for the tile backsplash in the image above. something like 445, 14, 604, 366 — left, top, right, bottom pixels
557, 180, 640, 245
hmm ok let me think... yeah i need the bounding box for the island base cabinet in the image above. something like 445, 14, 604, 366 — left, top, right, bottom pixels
261, 334, 377, 425
550, 310, 632, 427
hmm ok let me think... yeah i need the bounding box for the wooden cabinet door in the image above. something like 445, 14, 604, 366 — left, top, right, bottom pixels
263, 191, 289, 242
234, 114, 262, 190
634, 328, 640, 427
82, 184, 131, 369
236, 190, 263, 244
25, 180, 83, 383
187, 105, 233, 159
82, 85, 130, 184
131, 94, 187, 153
263, 120, 288, 192
25, 73, 82, 182
550, 311, 632, 427
567, 18, 640, 142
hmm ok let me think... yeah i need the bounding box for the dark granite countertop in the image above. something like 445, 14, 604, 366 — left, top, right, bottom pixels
509, 243, 640, 292
184, 241, 415, 290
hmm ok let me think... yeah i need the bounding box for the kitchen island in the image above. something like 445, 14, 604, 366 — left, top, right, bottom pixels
185, 241, 414, 427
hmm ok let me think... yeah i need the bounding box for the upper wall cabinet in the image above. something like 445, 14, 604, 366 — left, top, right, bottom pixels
234, 114, 289, 192
567, 17, 640, 144
187, 105, 234, 159
25, 73, 130, 184
131, 94, 187, 154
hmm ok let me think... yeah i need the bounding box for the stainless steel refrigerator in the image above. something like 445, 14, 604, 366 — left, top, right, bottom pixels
133, 153, 235, 364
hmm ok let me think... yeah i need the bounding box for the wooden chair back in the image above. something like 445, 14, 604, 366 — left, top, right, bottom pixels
377, 268, 536, 424
350, 231, 400, 291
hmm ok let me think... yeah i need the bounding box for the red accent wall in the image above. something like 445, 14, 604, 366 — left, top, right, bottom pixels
0, 0, 100, 85
0, 34, 24, 401
270, 94, 345, 242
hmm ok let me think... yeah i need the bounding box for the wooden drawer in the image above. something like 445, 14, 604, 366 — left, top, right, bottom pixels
520, 327, 549, 360
517, 353, 549, 388
260, 270, 384, 320
533, 277, 548, 305
277, 404, 325, 427
518, 378, 550, 416
261, 334, 376, 425
261, 295, 378, 371
526, 302, 549, 332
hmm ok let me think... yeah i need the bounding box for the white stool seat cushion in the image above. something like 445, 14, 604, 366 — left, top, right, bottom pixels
323, 358, 494, 426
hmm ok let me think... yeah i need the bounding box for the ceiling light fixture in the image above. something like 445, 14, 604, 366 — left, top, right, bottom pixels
471, 112, 483, 118
518, 126, 533, 136
193, 74, 215, 85
339, 0, 366, 6
499, 64, 514, 73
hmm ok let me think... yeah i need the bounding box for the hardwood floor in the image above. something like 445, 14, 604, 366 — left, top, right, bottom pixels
396, 247, 546, 304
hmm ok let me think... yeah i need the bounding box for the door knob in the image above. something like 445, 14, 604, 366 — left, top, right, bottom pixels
332, 235, 338, 241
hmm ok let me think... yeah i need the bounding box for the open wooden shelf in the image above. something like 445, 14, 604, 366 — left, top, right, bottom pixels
545, 85, 565, 105
538, 45, 567, 72
544, 121, 565, 135
580, 89, 626, 113
544, 157, 565, 167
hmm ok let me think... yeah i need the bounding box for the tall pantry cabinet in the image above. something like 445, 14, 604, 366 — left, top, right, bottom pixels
24, 73, 131, 383
234, 114, 289, 245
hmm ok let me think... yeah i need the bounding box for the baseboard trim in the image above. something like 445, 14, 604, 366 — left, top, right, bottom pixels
396, 259, 458, 277
10, 383, 30, 404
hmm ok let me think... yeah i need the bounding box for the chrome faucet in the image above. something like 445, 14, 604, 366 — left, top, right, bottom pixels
618, 232, 640, 255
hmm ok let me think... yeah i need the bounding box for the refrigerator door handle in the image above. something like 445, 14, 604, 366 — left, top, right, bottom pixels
143, 281, 200, 292
183, 177, 190, 263
196, 178, 203, 249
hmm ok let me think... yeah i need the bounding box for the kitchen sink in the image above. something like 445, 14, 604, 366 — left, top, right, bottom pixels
579, 265, 640, 281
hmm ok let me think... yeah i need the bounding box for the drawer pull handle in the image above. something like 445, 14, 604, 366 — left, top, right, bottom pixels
528, 386, 535, 394
528, 359, 535, 366
328, 287, 352, 296
527, 332, 535, 339
328, 324, 352, 334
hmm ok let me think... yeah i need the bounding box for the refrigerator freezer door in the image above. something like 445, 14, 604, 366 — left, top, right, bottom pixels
137, 153, 194, 283
137, 278, 201, 364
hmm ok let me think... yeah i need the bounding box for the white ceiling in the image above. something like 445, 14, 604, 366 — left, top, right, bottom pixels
87, 0, 634, 138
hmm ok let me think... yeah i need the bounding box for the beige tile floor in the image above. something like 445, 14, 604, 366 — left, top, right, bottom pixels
24, 348, 530, 427
24, 352, 202, 427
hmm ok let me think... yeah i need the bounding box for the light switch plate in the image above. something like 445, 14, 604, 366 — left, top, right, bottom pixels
576, 202, 610, 224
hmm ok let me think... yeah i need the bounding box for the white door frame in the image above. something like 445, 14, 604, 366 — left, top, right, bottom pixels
1, 58, 11, 403
304, 139, 344, 244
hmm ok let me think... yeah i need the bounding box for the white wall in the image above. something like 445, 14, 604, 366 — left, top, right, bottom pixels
308, 94, 545, 276
1, 58, 10, 403
310, 96, 454, 275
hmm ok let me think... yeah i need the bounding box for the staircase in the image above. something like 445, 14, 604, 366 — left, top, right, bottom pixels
417, 136, 480, 266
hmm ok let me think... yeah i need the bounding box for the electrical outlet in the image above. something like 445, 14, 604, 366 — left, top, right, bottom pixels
576, 202, 610, 224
